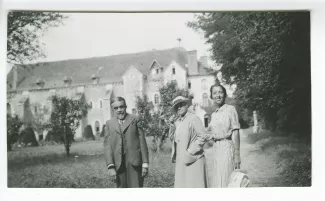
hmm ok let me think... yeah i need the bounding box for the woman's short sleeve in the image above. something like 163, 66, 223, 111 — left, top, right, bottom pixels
230, 106, 240, 131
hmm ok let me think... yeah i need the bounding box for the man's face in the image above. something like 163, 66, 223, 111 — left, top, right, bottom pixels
176, 102, 189, 117
112, 100, 127, 120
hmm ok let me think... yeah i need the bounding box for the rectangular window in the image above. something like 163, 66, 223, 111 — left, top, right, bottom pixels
188, 82, 191, 89
156, 69, 159, 74
160, 68, 163, 73
172, 68, 176, 75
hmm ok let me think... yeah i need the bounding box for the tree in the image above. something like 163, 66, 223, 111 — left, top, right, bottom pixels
188, 12, 311, 135
7, 114, 23, 151
135, 95, 162, 152
46, 95, 90, 155
7, 11, 68, 64
135, 81, 189, 153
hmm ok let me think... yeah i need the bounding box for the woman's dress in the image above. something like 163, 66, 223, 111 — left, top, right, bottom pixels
208, 104, 240, 188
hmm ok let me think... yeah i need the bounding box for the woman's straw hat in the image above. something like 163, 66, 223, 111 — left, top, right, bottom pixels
170, 96, 190, 113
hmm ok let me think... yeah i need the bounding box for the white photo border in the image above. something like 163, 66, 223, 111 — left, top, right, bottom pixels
1, 0, 324, 201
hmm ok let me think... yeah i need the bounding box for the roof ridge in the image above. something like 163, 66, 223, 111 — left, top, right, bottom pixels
25, 47, 187, 66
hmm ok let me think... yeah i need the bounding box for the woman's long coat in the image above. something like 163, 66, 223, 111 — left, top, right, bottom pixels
171, 112, 208, 188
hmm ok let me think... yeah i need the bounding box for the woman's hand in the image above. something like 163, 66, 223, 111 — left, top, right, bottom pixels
204, 134, 213, 141
234, 149, 241, 169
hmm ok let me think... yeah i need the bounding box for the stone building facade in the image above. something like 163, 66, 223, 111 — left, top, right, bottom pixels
7, 47, 216, 140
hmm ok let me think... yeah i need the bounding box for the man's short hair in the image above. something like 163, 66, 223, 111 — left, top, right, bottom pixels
110, 96, 126, 106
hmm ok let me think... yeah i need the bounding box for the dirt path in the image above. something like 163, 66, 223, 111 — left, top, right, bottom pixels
204, 128, 284, 187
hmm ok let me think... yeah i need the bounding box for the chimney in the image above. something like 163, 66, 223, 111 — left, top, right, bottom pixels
199, 56, 208, 68
187, 50, 198, 75
12, 65, 17, 90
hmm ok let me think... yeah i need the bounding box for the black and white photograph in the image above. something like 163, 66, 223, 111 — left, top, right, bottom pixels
3, 4, 316, 193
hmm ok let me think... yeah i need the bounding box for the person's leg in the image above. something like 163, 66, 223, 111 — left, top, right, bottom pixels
116, 155, 127, 188
126, 162, 143, 188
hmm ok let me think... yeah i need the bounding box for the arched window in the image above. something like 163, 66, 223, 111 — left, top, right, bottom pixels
95, 121, 100, 135
188, 80, 192, 89
154, 93, 160, 105
202, 93, 209, 107
89, 101, 93, 109
201, 79, 208, 89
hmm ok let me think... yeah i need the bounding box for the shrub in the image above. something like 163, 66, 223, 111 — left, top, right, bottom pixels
19, 127, 38, 147
83, 125, 95, 140
279, 152, 311, 187
7, 114, 23, 151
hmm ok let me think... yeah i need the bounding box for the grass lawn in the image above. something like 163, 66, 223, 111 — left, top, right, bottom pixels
8, 128, 311, 188
7, 138, 175, 188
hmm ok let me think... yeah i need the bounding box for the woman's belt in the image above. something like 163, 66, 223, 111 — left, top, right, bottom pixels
214, 135, 232, 141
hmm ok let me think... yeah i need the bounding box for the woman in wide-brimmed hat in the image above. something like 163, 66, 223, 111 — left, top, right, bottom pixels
170, 96, 211, 188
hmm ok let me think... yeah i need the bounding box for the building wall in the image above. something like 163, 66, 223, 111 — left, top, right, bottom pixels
163, 61, 187, 89
8, 92, 25, 119
144, 79, 164, 111
84, 85, 111, 137
188, 75, 215, 107
7, 54, 216, 142
122, 66, 144, 114
112, 82, 124, 97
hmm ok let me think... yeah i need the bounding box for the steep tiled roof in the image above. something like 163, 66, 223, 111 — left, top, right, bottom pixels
7, 47, 212, 91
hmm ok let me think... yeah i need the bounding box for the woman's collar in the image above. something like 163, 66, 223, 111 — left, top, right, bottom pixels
215, 103, 227, 112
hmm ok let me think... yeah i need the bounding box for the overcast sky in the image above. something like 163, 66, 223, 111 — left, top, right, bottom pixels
38, 12, 212, 63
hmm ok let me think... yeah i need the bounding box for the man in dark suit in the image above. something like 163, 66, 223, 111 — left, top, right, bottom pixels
104, 97, 149, 188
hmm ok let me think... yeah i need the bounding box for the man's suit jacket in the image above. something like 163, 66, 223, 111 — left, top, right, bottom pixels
104, 113, 149, 171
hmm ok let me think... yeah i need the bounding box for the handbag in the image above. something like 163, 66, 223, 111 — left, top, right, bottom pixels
227, 169, 250, 188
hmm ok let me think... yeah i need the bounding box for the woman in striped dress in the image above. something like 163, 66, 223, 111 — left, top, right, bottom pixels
208, 84, 241, 188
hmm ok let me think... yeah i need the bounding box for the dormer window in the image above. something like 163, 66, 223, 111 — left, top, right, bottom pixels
91, 74, 100, 84
35, 78, 45, 88
63, 76, 72, 86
